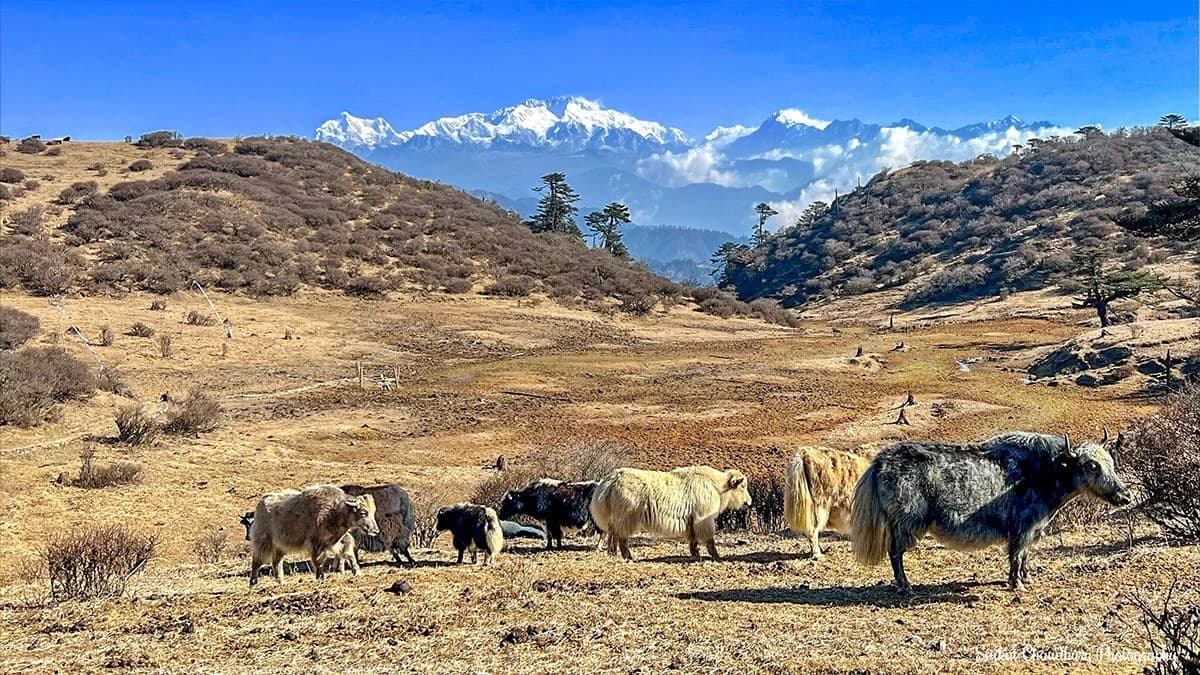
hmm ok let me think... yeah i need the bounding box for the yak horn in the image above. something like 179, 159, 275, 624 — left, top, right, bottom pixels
1063, 433, 1071, 450
1102, 427, 1111, 444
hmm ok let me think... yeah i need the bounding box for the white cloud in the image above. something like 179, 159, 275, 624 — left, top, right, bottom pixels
635, 146, 741, 187
774, 109, 831, 129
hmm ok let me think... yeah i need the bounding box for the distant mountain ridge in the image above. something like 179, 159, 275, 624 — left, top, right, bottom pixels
315, 97, 1068, 237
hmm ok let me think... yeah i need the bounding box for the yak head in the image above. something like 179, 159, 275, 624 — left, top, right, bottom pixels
497, 490, 524, 521
346, 494, 380, 537
1061, 433, 1132, 507
722, 469, 753, 510
435, 505, 459, 533
240, 511, 254, 541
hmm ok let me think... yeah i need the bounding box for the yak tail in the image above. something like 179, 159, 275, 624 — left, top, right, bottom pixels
783, 452, 815, 535
483, 507, 505, 556
850, 464, 889, 566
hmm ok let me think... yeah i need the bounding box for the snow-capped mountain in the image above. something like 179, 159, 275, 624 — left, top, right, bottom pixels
315, 97, 692, 153
315, 98, 1069, 237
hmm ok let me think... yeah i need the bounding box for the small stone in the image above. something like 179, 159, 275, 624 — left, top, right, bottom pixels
385, 580, 412, 595
281, 630, 298, 641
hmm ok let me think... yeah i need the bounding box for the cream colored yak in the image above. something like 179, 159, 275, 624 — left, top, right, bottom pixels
784, 446, 871, 559
249, 484, 379, 585
590, 466, 752, 561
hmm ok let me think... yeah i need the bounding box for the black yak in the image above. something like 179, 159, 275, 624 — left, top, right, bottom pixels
498, 479, 598, 549
851, 431, 1131, 592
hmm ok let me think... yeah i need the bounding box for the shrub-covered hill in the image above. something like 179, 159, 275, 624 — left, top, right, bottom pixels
720, 127, 1200, 307
0, 136, 678, 304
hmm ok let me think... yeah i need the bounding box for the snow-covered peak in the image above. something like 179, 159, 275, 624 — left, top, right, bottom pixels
316, 97, 692, 152
771, 109, 831, 130
314, 112, 402, 148
705, 124, 757, 146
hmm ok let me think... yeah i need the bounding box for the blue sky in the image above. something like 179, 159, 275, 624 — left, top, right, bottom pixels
1, 1, 1196, 140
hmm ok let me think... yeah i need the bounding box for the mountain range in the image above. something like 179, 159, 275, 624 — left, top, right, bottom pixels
314, 97, 1070, 278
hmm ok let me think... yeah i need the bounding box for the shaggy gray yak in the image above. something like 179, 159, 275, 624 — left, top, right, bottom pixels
851, 431, 1131, 592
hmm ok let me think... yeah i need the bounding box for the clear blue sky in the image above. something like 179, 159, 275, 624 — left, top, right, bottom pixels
1, 1, 1196, 140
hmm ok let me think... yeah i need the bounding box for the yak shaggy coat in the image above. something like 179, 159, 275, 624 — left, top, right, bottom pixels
851, 432, 1132, 591
340, 484, 417, 565
590, 466, 752, 561
249, 484, 379, 585
498, 479, 598, 550
784, 447, 872, 559
436, 503, 504, 565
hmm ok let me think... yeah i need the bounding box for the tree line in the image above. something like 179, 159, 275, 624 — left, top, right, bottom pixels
523, 172, 631, 259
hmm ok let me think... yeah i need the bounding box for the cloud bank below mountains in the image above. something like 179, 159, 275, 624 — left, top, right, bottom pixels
638, 122, 1076, 228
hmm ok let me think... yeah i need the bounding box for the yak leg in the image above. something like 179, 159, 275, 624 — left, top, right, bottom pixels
309, 544, 325, 581
688, 541, 701, 558
249, 548, 264, 586
705, 540, 721, 560
810, 507, 830, 560
271, 550, 286, 584
547, 521, 564, 550
887, 536, 911, 591
618, 538, 633, 561
455, 547, 465, 565
1008, 538, 1032, 591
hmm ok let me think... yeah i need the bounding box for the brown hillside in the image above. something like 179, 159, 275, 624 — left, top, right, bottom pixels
0, 136, 677, 306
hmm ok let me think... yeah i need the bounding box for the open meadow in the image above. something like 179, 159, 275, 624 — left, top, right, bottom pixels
0, 288, 1195, 673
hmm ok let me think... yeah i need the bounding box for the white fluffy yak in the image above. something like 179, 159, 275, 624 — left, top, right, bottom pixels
784, 447, 872, 559
249, 484, 378, 585
590, 465, 752, 560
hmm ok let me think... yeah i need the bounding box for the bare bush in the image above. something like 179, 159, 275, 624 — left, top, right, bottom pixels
55, 181, 99, 205
97, 366, 134, 398
148, 299, 167, 311
410, 483, 459, 548
470, 466, 544, 510
17, 137, 45, 154
23, 179, 39, 191
46, 146, 62, 157
183, 311, 217, 326
191, 528, 229, 564
128, 159, 153, 172
73, 447, 143, 488
484, 275, 536, 297
114, 406, 158, 446
616, 292, 655, 315
156, 334, 173, 357
44, 525, 156, 600
0, 167, 25, 183
127, 322, 155, 337
162, 390, 222, 434
0, 346, 95, 426
1129, 579, 1200, 674
0, 306, 39, 349
98, 325, 114, 346
532, 440, 632, 483
1118, 387, 1200, 541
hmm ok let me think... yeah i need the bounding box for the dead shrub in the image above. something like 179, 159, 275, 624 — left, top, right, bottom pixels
0, 306, 40, 349
410, 483, 459, 548
616, 292, 655, 316
114, 406, 158, 446
183, 311, 217, 326
531, 440, 632, 482
162, 390, 222, 434
0, 346, 95, 426
17, 137, 45, 154
45, 146, 62, 157
484, 275, 536, 297
127, 322, 155, 337
55, 181, 99, 205
128, 159, 153, 172
1118, 386, 1200, 541
0, 167, 25, 183
98, 325, 114, 346
470, 466, 544, 510
73, 447, 143, 488
148, 299, 167, 311
23, 179, 39, 191
44, 525, 157, 600
97, 366, 134, 398
191, 528, 229, 564
156, 334, 173, 357
1129, 579, 1199, 674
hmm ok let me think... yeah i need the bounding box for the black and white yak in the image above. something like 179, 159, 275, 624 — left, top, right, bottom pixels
436, 503, 504, 565
851, 431, 1131, 592
498, 479, 599, 549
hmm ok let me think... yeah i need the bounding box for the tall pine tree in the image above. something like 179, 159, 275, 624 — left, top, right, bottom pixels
525, 172, 582, 238
753, 202, 778, 246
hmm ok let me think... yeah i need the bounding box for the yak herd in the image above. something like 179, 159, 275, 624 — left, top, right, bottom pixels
243, 431, 1129, 593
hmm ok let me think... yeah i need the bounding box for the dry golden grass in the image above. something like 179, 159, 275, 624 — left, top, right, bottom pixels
0, 288, 1194, 673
